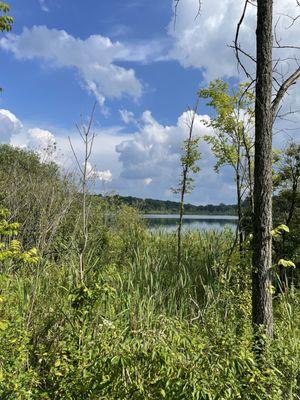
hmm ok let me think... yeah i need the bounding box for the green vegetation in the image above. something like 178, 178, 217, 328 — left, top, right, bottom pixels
0, 2, 13, 92
112, 195, 238, 215
0, 144, 299, 399
0, 2, 13, 33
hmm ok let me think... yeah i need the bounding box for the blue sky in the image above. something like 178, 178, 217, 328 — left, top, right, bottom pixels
0, 0, 299, 204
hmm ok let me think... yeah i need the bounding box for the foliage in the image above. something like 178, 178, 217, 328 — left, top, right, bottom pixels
199, 80, 254, 174
113, 195, 238, 215
0, 208, 39, 266
0, 2, 13, 93
0, 2, 13, 33
0, 145, 299, 398
0, 220, 299, 398
0, 1, 14, 32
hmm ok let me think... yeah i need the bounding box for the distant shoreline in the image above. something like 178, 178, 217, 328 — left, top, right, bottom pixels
105, 194, 239, 216
143, 214, 238, 220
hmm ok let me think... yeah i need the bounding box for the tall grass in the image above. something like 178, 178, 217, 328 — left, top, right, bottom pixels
1, 210, 300, 399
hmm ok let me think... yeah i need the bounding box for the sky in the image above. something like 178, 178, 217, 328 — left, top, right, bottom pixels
0, 0, 299, 204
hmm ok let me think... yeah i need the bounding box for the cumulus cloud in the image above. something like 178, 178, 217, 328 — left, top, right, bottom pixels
0, 109, 58, 160
98, 170, 113, 182
115, 110, 235, 200
0, 109, 23, 143
86, 162, 113, 182
116, 110, 211, 180
168, 0, 300, 81
0, 108, 238, 203
0, 108, 124, 187
115, 110, 237, 203
27, 128, 56, 148
0, 26, 144, 106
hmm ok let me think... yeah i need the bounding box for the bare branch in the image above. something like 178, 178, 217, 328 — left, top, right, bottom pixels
68, 136, 84, 175
233, 0, 254, 79
173, 0, 202, 30
272, 66, 300, 119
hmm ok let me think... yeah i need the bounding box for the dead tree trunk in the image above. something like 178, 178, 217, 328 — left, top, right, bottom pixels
252, 0, 274, 339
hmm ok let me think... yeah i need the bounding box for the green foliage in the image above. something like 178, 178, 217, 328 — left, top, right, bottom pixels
277, 259, 296, 268
0, 2, 13, 93
0, 145, 75, 255
177, 135, 201, 193
115, 195, 238, 215
0, 2, 13, 33
0, 223, 299, 398
199, 79, 254, 173
0, 208, 39, 265
273, 142, 300, 270
271, 224, 290, 238
0, 145, 299, 398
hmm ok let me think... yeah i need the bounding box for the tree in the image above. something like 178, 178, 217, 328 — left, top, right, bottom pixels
199, 80, 254, 249
69, 103, 97, 283
273, 142, 300, 291
252, 0, 300, 341
0, 144, 75, 256
173, 99, 201, 266
175, 0, 300, 341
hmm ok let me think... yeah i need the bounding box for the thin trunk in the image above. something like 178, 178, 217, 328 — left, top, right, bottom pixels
236, 143, 243, 251
252, 0, 274, 339
241, 127, 254, 213
280, 172, 299, 292
177, 98, 200, 266
177, 166, 187, 266
80, 134, 88, 283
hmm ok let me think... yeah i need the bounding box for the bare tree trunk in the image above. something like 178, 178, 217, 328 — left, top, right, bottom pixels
176, 98, 200, 267
69, 102, 97, 284
252, 0, 274, 339
177, 166, 187, 266
241, 127, 254, 213
236, 141, 244, 251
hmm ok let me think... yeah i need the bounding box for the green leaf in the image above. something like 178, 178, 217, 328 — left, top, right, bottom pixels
271, 224, 290, 237
0, 320, 8, 330
277, 259, 296, 268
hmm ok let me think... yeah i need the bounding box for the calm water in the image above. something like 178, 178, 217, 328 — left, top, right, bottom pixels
143, 214, 238, 233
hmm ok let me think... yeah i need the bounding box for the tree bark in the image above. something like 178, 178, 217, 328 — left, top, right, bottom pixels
252, 0, 274, 339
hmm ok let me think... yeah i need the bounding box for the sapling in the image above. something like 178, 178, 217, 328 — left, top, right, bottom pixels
173, 99, 201, 266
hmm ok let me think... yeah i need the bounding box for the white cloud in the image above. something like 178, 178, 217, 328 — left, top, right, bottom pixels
27, 128, 56, 148
115, 110, 236, 203
116, 110, 212, 181
119, 109, 137, 125
38, 0, 49, 12
0, 26, 144, 106
0, 109, 23, 143
0, 109, 58, 160
168, 0, 300, 82
86, 162, 113, 182
144, 178, 153, 185
0, 107, 238, 203
97, 170, 113, 182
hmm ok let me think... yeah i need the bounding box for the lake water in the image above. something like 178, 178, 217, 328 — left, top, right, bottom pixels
143, 214, 238, 233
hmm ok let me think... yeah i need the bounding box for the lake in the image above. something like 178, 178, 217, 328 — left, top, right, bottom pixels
143, 214, 238, 233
